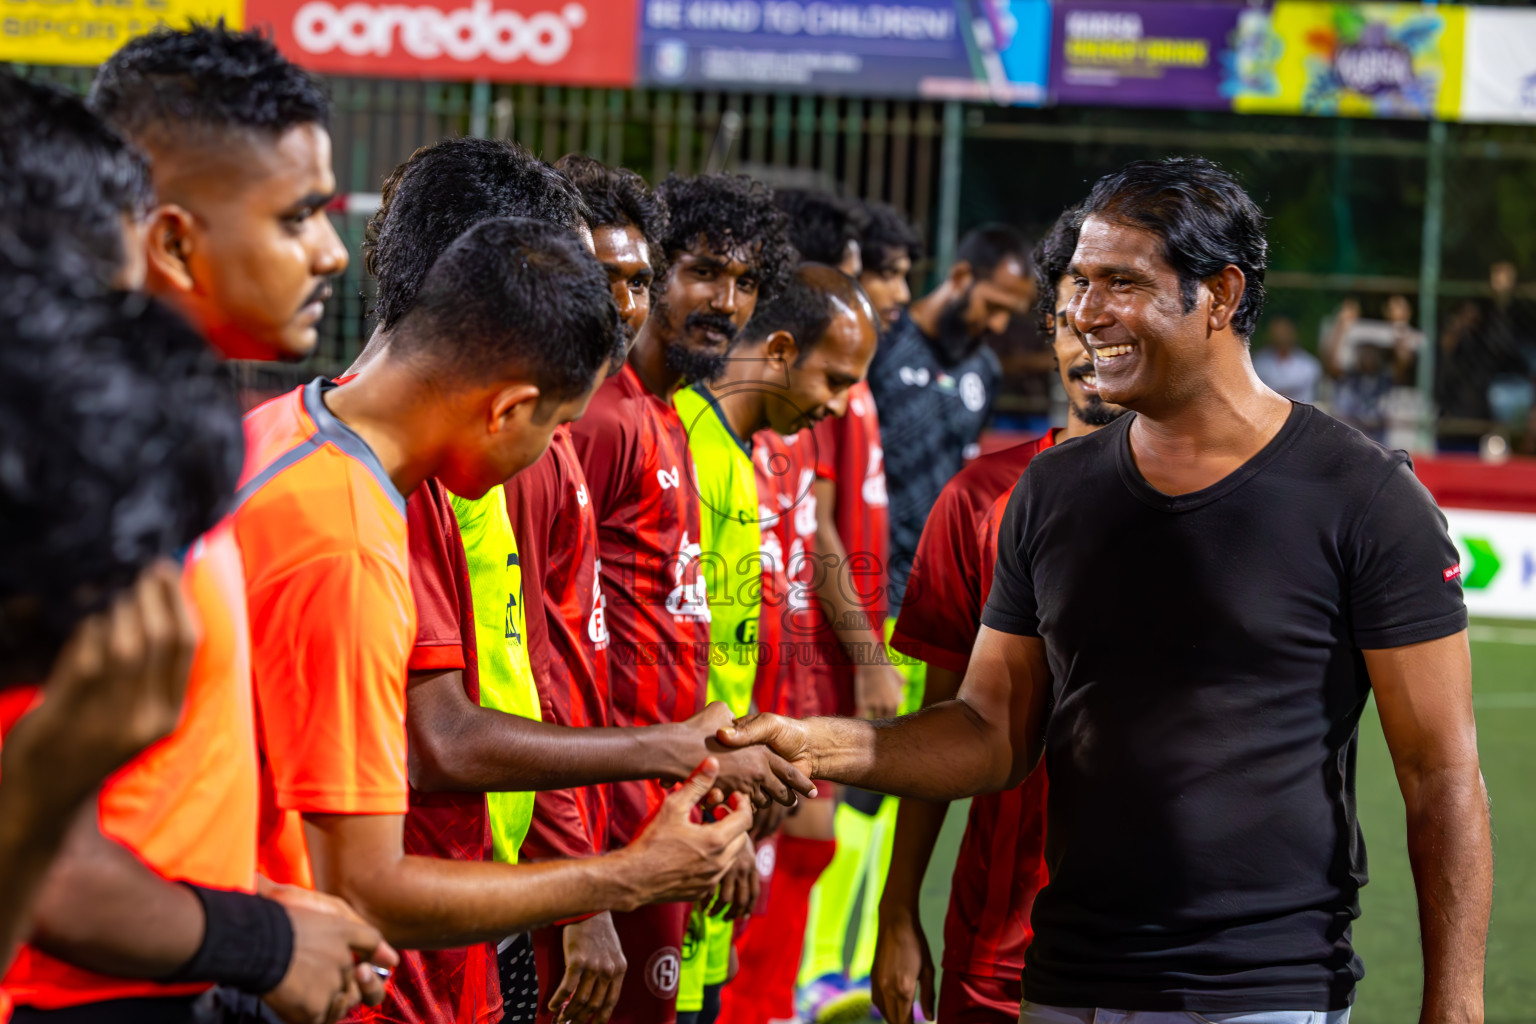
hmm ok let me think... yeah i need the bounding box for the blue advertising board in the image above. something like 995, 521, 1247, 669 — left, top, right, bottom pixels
638, 0, 1049, 102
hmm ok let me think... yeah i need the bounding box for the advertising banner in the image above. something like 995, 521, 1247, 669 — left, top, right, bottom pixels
637, 0, 1049, 103
1049, 0, 1244, 111
1460, 7, 1536, 124
1443, 508, 1536, 622
1230, 1, 1464, 120
246, 0, 637, 84
0, 0, 241, 66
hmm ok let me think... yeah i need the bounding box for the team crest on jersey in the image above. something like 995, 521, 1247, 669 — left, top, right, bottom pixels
959, 371, 987, 412
645, 946, 682, 998
666, 532, 711, 621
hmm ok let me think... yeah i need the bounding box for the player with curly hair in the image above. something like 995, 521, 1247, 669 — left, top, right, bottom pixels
565, 174, 793, 1024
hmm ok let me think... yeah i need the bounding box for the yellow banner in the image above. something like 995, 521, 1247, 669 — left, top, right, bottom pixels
0, 0, 243, 66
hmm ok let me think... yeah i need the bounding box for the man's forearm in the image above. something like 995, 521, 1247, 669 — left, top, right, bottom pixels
800, 700, 1009, 801
0, 779, 78, 972
881, 797, 948, 916
336, 851, 646, 950
27, 804, 203, 977
1405, 762, 1492, 1024
410, 686, 697, 794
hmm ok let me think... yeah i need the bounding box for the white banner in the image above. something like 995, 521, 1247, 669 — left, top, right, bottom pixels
1460, 7, 1536, 124
1443, 507, 1536, 620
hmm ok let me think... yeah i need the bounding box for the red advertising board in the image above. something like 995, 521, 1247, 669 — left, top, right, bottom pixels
246, 0, 637, 84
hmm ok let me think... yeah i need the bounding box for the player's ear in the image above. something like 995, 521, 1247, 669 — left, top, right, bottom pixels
143, 204, 197, 296
948, 260, 975, 292
488, 383, 542, 433
765, 330, 799, 368
1205, 265, 1246, 333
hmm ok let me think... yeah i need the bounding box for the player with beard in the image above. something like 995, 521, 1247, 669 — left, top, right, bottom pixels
350, 142, 809, 1024
569, 173, 795, 1024
2, 35, 399, 1023
873, 209, 1126, 1024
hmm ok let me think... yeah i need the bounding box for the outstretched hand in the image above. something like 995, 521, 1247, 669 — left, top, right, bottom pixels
625, 758, 754, 906
685, 702, 816, 808
714, 713, 816, 782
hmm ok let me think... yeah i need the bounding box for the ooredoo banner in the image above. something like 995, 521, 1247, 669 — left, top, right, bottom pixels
1230, 1, 1465, 120
1460, 7, 1536, 124
0, 0, 241, 65
245, 0, 637, 84
1048, 0, 1245, 111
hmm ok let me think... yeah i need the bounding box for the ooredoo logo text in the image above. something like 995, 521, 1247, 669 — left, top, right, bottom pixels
292, 0, 589, 64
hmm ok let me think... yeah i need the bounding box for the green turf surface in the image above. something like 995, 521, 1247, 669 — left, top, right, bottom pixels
897, 618, 1536, 1022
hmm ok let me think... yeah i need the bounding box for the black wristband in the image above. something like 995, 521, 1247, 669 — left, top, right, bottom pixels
160, 884, 294, 995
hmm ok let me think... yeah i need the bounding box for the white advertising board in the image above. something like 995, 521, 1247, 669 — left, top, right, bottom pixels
1443, 507, 1536, 620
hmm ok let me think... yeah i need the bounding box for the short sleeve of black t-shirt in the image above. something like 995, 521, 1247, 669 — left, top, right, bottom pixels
977, 403, 1467, 1013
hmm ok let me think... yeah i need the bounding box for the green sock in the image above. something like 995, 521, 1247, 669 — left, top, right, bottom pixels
798, 801, 876, 987
849, 793, 901, 979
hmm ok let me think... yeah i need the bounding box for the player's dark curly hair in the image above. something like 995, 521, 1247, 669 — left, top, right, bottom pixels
0, 72, 153, 285
89, 22, 329, 144
773, 189, 863, 267
856, 200, 921, 274
365, 137, 591, 331
554, 153, 667, 253
1032, 206, 1080, 333
1078, 156, 1268, 339
0, 254, 242, 686
391, 217, 625, 404
655, 173, 795, 303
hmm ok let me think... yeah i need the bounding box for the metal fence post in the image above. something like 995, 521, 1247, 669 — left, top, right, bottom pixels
936, 100, 964, 282
1416, 118, 1447, 452
469, 78, 491, 138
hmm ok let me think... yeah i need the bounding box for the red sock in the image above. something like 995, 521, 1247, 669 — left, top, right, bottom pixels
718, 836, 836, 1024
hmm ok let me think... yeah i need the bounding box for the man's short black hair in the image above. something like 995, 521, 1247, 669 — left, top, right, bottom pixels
955, 223, 1031, 281
554, 153, 667, 251
391, 217, 625, 403
365, 137, 592, 331
857, 201, 921, 273
773, 189, 863, 266
655, 173, 795, 302
89, 23, 329, 146
740, 263, 873, 366
0, 259, 242, 685
1077, 156, 1268, 339
0, 71, 153, 283
1032, 207, 1080, 333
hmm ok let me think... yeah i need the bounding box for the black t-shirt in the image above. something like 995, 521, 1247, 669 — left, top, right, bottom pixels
980, 403, 1467, 1012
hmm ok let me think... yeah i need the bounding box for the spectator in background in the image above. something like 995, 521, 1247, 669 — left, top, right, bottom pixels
1252, 315, 1321, 403
1324, 296, 1417, 443
1437, 262, 1533, 435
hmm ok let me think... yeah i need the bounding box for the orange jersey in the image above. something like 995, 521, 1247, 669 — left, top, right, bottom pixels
234, 378, 414, 886
2, 522, 259, 1009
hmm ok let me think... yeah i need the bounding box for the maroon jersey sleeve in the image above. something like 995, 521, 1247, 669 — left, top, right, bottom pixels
505, 447, 601, 862
567, 379, 640, 521
406, 481, 468, 674
812, 412, 842, 482
889, 481, 985, 673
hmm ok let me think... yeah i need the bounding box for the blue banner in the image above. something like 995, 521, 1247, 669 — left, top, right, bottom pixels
637, 0, 1048, 102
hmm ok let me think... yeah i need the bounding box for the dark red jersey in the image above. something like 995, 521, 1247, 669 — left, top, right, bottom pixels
752, 429, 825, 719
354, 479, 499, 1024
569, 363, 709, 845
889, 431, 1054, 980
811, 380, 889, 626
507, 425, 611, 861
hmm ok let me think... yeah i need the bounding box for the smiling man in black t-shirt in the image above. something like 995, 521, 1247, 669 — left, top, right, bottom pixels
722, 157, 1492, 1024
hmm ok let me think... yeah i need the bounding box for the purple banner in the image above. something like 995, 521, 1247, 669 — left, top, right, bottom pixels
1050, 0, 1247, 110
